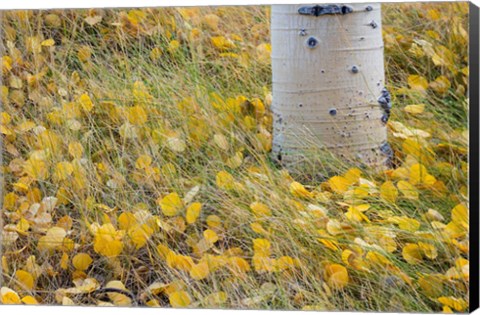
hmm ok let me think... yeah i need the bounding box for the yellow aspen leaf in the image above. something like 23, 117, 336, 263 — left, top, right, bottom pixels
429, 76, 451, 94
169, 291, 191, 308
78, 93, 94, 112
290, 181, 312, 198
41, 38, 55, 46
167, 253, 194, 272
418, 274, 444, 298
216, 171, 235, 190
380, 181, 398, 203
404, 104, 425, 114
250, 202, 271, 217
397, 180, 419, 200
388, 216, 420, 232
127, 105, 148, 125
409, 163, 436, 186
402, 243, 422, 264
343, 168, 362, 185
15, 270, 34, 290
186, 202, 202, 224
418, 242, 438, 259
204, 229, 219, 244
158, 192, 183, 217
93, 224, 124, 257
118, 212, 137, 230
345, 204, 370, 222
38, 227, 67, 251
168, 40, 180, 53
60, 252, 69, 270
324, 264, 349, 289
106, 281, 132, 306
72, 253, 93, 271
128, 224, 154, 249
21, 295, 39, 304
54, 161, 74, 181
408, 75, 429, 92
227, 257, 251, 273
68, 141, 84, 158
206, 215, 222, 228
190, 262, 210, 280
1, 287, 21, 304
328, 176, 350, 194
211, 36, 235, 51
135, 154, 152, 169
451, 203, 468, 228
253, 238, 271, 256
437, 297, 468, 312
23, 158, 48, 180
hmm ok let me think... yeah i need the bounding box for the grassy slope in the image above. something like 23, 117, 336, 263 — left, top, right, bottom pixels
0, 3, 469, 311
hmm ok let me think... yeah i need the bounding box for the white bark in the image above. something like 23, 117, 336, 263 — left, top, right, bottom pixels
271, 3, 390, 170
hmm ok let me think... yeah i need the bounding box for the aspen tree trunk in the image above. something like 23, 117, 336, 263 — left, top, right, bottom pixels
271, 3, 392, 171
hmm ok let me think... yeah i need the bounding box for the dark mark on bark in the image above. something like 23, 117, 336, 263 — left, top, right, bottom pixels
306, 37, 318, 48
298, 4, 353, 16
369, 20, 378, 29
329, 108, 337, 116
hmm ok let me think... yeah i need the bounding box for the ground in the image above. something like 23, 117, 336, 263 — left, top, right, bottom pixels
0, 3, 470, 312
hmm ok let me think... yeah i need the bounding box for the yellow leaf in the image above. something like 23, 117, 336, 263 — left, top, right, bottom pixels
380, 181, 398, 203
135, 154, 152, 169
397, 180, 419, 200
429, 76, 451, 94
38, 227, 67, 251
328, 176, 351, 194
41, 38, 55, 46
78, 93, 94, 112
409, 163, 436, 186
128, 224, 154, 249
204, 229, 219, 244
408, 75, 428, 92
15, 270, 34, 290
169, 291, 191, 308
204, 291, 227, 306
93, 224, 124, 257
190, 262, 210, 280
21, 295, 39, 304
418, 242, 438, 259
211, 36, 235, 51
106, 281, 132, 306
438, 297, 468, 312
388, 216, 420, 232
253, 238, 271, 256
290, 181, 312, 198
127, 105, 148, 125
345, 204, 370, 222
186, 202, 202, 224
402, 243, 422, 264
451, 203, 468, 228
72, 253, 93, 271
158, 192, 183, 217
23, 158, 48, 180
54, 161, 74, 181
68, 142, 84, 158
418, 274, 444, 298
84, 15, 102, 26
1, 287, 20, 304
250, 202, 271, 217
404, 104, 425, 114
60, 252, 69, 270
118, 212, 137, 230
324, 264, 349, 289
213, 134, 229, 151
168, 40, 180, 53
227, 257, 251, 273
216, 171, 235, 190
